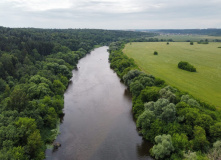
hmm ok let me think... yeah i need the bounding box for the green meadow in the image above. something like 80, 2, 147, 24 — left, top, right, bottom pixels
123, 42, 221, 108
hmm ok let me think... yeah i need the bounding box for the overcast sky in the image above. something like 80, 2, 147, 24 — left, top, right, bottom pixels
0, 0, 221, 29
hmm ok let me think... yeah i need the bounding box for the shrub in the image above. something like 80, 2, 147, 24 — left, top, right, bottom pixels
190, 42, 194, 45
154, 51, 158, 55
154, 78, 165, 87
178, 61, 196, 72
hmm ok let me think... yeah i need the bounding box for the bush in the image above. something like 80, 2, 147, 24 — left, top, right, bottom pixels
154, 78, 165, 87
154, 51, 158, 55
178, 61, 196, 72
190, 42, 194, 45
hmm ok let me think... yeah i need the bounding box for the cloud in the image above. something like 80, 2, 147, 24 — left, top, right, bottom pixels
0, 0, 221, 29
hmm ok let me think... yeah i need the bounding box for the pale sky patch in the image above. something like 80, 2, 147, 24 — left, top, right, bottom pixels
0, 0, 220, 29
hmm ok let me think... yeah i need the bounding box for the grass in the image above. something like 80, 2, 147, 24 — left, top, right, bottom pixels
123, 42, 221, 108
154, 35, 221, 42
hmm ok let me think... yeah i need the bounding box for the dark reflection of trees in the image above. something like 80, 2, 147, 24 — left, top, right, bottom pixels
136, 139, 153, 157
59, 113, 65, 123
124, 88, 132, 99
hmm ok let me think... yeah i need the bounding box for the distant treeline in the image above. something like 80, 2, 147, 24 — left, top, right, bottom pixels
156, 29, 221, 36
129, 37, 173, 42
0, 26, 152, 159
108, 41, 221, 160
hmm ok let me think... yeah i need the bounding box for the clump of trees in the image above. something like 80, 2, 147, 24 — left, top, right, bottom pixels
178, 61, 196, 72
109, 40, 221, 160
198, 39, 209, 44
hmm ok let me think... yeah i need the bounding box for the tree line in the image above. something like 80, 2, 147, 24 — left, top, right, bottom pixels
155, 29, 221, 36
0, 26, 153, 159
108, 41, 221, 160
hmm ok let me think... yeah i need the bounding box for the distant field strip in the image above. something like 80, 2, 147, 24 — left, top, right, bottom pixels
123, 42, 221, 108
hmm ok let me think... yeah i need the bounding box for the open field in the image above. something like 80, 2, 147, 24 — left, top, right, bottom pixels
154, 34, 221, 42
123, 42, 221, 108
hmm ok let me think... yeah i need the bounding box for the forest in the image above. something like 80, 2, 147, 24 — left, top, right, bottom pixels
0, 26, 153, 159
108, 41, 221, 159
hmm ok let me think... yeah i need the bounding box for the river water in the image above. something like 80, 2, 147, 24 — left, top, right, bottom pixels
45, 46, 152, 160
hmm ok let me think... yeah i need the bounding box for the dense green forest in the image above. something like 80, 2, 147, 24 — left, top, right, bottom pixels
0, 26, 153, 159
108, 41, 221, 159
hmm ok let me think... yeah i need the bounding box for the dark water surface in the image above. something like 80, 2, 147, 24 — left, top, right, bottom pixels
45, 46, 152, 160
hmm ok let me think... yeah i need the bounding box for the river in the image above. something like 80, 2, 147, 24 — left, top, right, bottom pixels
45, 46, 152, 160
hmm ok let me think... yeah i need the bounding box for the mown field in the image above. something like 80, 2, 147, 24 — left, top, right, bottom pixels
123, 42, 221, 108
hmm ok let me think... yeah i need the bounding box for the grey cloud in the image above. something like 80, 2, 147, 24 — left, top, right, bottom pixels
0, 0, 221, 29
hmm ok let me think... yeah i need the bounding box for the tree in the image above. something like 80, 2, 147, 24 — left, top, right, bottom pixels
44, 107, 57, 128
154, 51, 158, 55
178, 61, 196, 72
0, 78, 6, 93
12, 146, 28, 160
129, 80, 144, 97
181, 95, 200, 108
190, 42, 194, 45
137, 110, 156, 137
123, 70, 143, 86
152, 134, 174, 159
209, 122, 221, 141
207, 140, 221, 160
179, 108, 199, 126
27, 130, 44, 160
146, 98, 176, 123
159, 86, 177, 103
15, 117, 38, 146
53, 79, 65, 95
8, 86, 28, 112
160, 103, 176, 123
140, 86, 160, 103
29, 75, 52, 87
172, 133, 190, 152
28, 83, 51, 99
194, 114, 213, 131
191, 126, 209, 151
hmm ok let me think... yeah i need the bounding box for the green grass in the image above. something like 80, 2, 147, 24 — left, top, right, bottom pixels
123, 42, 221, 108
154, 35, 221, 42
